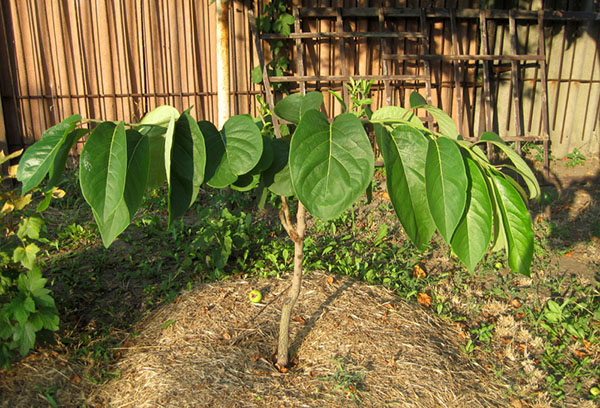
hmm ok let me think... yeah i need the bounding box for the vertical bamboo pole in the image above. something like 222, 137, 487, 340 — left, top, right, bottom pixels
216, 0, 230, 128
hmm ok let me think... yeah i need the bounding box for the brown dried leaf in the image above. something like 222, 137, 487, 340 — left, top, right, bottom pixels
413, 264, 427, 279
417, 293, 432, 308
293, 316, 306, 324
70, 374, 82, 385
511, 299, 522, 308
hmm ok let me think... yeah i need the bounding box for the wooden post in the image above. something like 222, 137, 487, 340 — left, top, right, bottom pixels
216, 0, 231, 129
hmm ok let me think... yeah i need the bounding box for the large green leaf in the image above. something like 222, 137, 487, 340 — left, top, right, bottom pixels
199, 120, 236, 188
94, 130, 150, 247
139, 106, 179, 188
165, 113, 206, 225
79, 121, 128, 223
263, 138, 293, 197
478, 132, 540, 200
409, 92, 458, 139
139, 105, 179, 128
379, 124, 435, 250
426, 137, 467, 244
450, 158, 493, 271
371, 106, 423, 130
221, 115, 263, 175
48, 128, 89, 188
274, 91, 324, 124
17, 114, 81, 193
491, 173, 534, 276
290, 110, 374, 220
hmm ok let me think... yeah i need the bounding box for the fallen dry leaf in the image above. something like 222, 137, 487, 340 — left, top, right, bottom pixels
70, 374, 82, 385
326, 275, 334, 285
413, 264, 427, 279
511, 299, 522, 308
382, 192, 390, 200
293, 316, 306, 324
417, 293, 432, 308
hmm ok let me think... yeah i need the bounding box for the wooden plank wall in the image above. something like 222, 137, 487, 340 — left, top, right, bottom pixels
1, 0, 599, 158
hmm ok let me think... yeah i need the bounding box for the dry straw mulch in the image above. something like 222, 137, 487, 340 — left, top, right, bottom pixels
81, 272, 510, 407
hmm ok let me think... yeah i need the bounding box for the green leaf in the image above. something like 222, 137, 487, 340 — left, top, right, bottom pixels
231, 173, 261, 192
33, 308, 59, 331
221, 115, 263, 175
478, 132, 540, 200
17, 114, 82, 193
426, 137, 468, 244
408, 92, 458, 139
17, 217, 44, 240
491, 173, 534, 276
263, 138, 294, 197
251, 65, 263, 84
139, 105, 180, 128
12, 243, 40, 270
378, 124, 435, 250
199, 120, 237, 188
94, 129, 150, 247
409, 92, 427, 108
253, 136, 274, 173
17, 267, 46, 294
290, 111, 374, 220
139, 106, 179, 188
48, 128, 89, 188
328, 90, 347, 113
423, 105, 459, 139
274, 92, 324, 124
79, 122, 128, 222
14, 321, 36, 356
166, 113, 206, 225
371, 106, 423, 130
450, 158, 493, 271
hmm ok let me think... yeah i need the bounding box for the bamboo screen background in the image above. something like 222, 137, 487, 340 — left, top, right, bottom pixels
0, 0, 598, 159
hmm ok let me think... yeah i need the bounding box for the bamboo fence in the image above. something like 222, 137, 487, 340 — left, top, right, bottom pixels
0, 0, 598, 159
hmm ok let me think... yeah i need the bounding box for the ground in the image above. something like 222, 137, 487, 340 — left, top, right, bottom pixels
0, 152, 598, 407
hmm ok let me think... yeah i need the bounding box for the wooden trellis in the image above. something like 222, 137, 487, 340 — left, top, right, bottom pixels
250, 7, 552, 175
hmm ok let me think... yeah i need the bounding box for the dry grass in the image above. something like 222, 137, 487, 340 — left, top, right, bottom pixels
62, 272, 511, 407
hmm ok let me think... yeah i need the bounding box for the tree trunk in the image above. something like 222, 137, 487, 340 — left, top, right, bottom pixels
276, 200, 306, 368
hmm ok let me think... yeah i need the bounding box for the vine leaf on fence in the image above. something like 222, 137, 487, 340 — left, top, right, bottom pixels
426, 137, 467, 244
478, 132, 540, 200
139, 105, 180, 189
490, 173, 534, 276
17, 114, 82, 193
290, 110, 374, 220
165, 113, 206, 226
93, 130, 150, 247
79, 121, 128, 223
274, 91, 324, 124
377, 124, 435, 250
450, 157, 493, 271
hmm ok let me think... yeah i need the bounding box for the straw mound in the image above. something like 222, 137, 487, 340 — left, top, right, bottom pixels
88, 272, 508, 407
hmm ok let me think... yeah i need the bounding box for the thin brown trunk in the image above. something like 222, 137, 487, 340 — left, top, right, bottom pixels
276, 199, 306, 368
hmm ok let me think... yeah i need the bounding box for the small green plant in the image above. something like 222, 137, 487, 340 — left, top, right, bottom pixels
323, 357, 366, 404
565, 148, 586, 167
329, 77, 376, 118
0, 150, 59, 369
